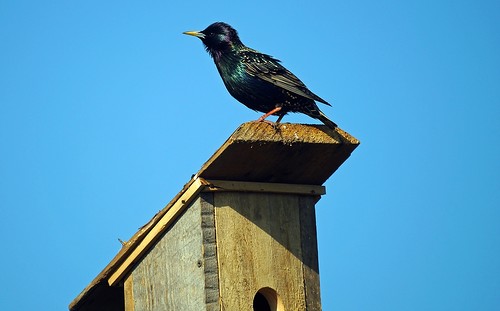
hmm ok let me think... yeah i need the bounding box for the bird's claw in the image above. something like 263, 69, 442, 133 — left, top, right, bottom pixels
253, 119, 282, 132
255, 118, 274, 125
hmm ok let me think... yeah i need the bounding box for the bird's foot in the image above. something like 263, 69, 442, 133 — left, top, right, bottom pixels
252, 119, 282, 132
253, 118, 275, 126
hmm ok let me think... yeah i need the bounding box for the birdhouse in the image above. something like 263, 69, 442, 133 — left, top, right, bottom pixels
69, 122, 359, 311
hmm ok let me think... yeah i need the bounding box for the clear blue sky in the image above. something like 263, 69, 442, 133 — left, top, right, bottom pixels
1, 1, 499, 310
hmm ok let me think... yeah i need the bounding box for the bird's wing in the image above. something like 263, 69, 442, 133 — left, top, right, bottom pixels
240, 49, 331, 106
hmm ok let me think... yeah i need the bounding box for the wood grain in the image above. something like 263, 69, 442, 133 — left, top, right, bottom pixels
214, 192, 311, 310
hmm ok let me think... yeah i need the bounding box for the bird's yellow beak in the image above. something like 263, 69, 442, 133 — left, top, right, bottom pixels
183, 31, 205, 39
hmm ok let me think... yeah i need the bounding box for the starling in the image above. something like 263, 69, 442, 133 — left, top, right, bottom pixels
183, 22, 337, 129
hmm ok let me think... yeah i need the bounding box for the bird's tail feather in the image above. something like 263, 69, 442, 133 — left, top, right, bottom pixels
317, 111, 337, 130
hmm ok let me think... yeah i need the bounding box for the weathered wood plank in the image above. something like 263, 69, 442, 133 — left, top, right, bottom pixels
124, 274, 134, 311
128, 197, 206, 311
299, 196, 322, 311
203, 179, 325, 196
214, 192, 307, 310
108, 178, 206, 286
200, 192, 221, 311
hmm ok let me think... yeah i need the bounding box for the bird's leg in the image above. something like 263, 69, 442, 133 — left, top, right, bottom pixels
275, 114, 285, 124
257, 107, 282, 123
271, 113, 286, 131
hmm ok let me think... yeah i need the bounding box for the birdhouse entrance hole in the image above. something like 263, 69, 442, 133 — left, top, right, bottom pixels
253, 287, 283, 311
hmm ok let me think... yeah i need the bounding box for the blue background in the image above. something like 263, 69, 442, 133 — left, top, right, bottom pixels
1, 1, 499, 310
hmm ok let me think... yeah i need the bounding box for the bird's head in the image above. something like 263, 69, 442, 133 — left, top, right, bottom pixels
183, 22, 243, 58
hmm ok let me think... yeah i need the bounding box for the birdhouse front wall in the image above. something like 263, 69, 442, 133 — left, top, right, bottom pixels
212, 191, 321, 311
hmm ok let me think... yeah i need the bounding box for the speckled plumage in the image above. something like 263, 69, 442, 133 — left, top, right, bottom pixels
183, 22, 337, 129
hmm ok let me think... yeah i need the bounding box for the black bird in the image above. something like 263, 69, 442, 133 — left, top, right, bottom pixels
183, 22, 337, 129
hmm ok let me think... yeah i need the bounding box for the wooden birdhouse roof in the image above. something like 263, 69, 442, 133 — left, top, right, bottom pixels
197, 122, 359, 184
69, 122, 359, 311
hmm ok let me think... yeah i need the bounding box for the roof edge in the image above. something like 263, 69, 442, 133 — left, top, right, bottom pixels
69, 177, 202, 310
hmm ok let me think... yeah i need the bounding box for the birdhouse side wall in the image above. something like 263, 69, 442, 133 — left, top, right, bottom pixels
124, 196, 216, 311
